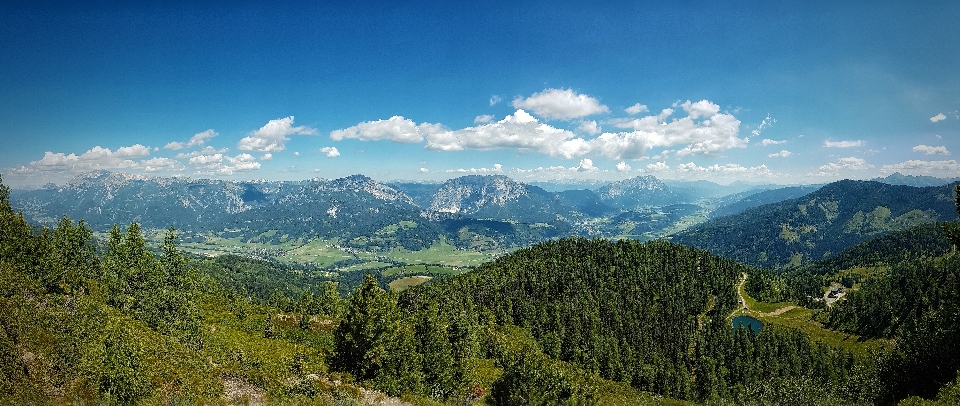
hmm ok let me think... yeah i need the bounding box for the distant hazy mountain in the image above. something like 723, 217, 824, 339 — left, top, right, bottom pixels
18, 171, 878, 254
554, 189, 613, 217
595, 175, 681, 208
710, 185, 824, 218
870, 172, 960, 187
11, 171, 438, 250
661, 179, 766, 200
672, 180, 959, 269
428, 175, 573, 223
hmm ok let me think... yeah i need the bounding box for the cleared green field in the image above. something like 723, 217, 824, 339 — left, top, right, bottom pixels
381, 264, 461, 277
388, 275, 433, 291
281, 237, 354, 267
140, 230, 499, 285
734, 274, 888, 356
653, 209, 711, 237
337, 261, 394, 273
381, 236, 492, 267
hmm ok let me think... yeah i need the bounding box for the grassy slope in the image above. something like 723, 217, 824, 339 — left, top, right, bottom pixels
734, 273, 889, 356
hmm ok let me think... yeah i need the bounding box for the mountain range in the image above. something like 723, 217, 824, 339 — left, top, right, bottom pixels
869, 172, 960, 187
11, 171, 959, 264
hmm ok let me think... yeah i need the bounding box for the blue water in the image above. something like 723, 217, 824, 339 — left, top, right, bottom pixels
732, 316, 763, 334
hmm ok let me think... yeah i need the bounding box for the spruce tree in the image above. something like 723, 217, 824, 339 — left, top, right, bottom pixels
331, 274, 422, 395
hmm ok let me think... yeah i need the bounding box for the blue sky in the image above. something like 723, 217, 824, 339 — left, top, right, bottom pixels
1, 1, 958, 187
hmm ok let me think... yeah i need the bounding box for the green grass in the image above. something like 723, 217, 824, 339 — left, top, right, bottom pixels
735, 274, 889, 356
381, 236, 491, 267
338, 261, 394, 273
650, 208, 711, 238
381, 264, 461, 277
758, 306, 888, 356
281, 237, 354, 267
388, 276, 433, 291
151, 232, 491, 285
375, 220, 418, 235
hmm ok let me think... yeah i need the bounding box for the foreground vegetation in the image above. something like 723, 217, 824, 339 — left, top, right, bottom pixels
2, 173, 960, 405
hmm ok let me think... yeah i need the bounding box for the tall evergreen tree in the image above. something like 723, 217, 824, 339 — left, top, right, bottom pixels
331, 275, 422, 396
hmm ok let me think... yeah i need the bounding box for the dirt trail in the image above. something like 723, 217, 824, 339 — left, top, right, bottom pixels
734, 273, 797, 318
732, 273, 748, 318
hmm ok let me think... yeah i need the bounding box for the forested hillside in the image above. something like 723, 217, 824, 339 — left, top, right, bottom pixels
398, 238, 877, 403
739, 222, 956, 308
822, 189, 960, 403
709, 185, 823, 219
673, 180, 958, 269
824, 252, 960, 401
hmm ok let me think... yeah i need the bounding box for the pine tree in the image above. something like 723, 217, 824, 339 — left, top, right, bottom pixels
317, 281, 344, 318
331, 274, 422, 396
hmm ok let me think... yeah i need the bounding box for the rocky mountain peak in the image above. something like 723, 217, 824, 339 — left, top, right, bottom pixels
597, 175, 667, 199
329, 174, 416, 205
429, 175, 528, 214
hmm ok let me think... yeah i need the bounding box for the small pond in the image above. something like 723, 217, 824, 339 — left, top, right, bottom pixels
732, 315, 764, 334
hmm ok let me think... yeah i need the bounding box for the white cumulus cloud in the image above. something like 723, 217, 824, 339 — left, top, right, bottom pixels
238, 116, 316, 152
175, 146, 229, 158
5, 144, 208, 182
930, 113, 947, 122
444, 163, 503, 174
20, 144, 153, 174
320, 147, 341, 158
474, 115, 494, 124
768, 150, 792, 158
913, 145, 950, 155
625, 103, 649, 115
761, 139, 787, 146
881, 159, 960, 176
511, 161, 609, 179
824, 140, 865, 148
338, 99, 745, 161
578, 120, 601, 135
574, 158, 597, 172
189, 153, 223, 166
489, 95, 502, 106
680, 100, 721, 119
814, 157, 873, 176
165, 129, 218, 150
675, 162, 773, 176
594, 101, 743, 159
330, 116, 444, 143
512, 88, 609, 120
425, 109, 588, 158
616, 161, 632, 172
644, 162, 670, 173
115, 144, 151, 158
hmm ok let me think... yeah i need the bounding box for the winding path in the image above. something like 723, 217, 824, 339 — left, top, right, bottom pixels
733, 273, 797, 318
